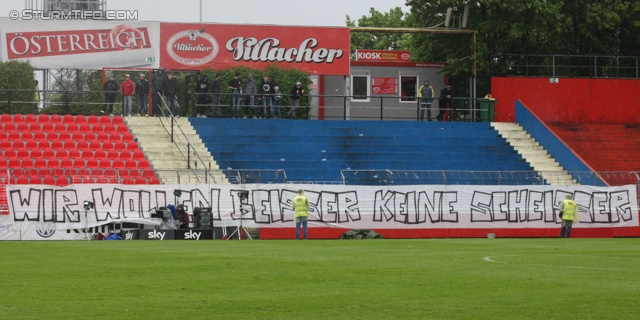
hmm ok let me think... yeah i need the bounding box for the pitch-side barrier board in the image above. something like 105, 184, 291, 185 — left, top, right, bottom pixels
122, 228, 238, 240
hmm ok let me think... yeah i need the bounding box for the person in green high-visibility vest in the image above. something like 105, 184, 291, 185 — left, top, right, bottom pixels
292, 189, 309, 240
559, 194, 578, 238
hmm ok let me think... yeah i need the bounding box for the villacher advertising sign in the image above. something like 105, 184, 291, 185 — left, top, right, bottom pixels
160, 22, 350, 75
0, 18, 160, 69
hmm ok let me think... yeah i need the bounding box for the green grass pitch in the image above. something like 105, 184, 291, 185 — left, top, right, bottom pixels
0, 239, 638, 319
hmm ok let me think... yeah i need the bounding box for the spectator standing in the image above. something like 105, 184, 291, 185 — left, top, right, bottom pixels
559, 194, 578, 238
210, 73, 222, 117
151, 69, 166, 116
436, 84, 452, 122
418, 79, 434, 121
272, 83, 283, 118
135, 73, 149, 116
243, 73, 257, 118
33, 80, 40, 111
258, 75, 274, 118
103, 74, 118, 115
228, 71, 242, 118
195, 75, 209, 118
288, 82, 304, 118
163, 71, 179, 116
292, 189, 309, 240
120, 74, 135, 117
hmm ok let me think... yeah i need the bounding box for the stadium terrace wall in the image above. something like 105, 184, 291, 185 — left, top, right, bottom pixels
492, 77, 640, 123
2, 184, 638, 240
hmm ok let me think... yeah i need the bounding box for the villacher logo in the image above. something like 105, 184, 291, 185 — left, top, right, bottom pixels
166, 30, 219, 66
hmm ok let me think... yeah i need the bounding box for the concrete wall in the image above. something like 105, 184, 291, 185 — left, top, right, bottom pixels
492, 77, 640, 123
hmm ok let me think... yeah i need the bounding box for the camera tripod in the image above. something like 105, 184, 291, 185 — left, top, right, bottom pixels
83, 209, 93, 241
227, 192, 252, 240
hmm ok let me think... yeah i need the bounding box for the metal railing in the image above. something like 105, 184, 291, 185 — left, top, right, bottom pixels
1, 88, 496, 122
154, 92, 219, 184
340, 169, 640, 187
496, 54, 640, 78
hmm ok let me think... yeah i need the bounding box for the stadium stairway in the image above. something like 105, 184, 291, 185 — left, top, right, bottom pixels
492, 122, 576, 185
125, 117, 227, 184
191, 118, 537, 184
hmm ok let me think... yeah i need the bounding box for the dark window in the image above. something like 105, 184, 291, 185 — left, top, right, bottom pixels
352, 75, 369, 101
400, 76, 417, 102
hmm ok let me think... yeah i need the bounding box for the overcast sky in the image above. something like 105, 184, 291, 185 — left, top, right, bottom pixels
1, 0, 408, 26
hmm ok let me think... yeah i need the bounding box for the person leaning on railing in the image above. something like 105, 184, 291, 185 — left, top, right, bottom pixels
436, 84, 452, 122
210, 73, 222, 117
102, 74, 118, 116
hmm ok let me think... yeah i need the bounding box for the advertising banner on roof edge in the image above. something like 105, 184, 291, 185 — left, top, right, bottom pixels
0, 18, 160, 69
159, 22, 350, 75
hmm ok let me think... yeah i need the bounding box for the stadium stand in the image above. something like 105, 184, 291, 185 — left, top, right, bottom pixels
549, 123, 640, 185
0, 113, 161, 214
190, 118, 534, 184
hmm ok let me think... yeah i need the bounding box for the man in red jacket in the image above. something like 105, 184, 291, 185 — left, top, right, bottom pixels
120, 74, 135, 116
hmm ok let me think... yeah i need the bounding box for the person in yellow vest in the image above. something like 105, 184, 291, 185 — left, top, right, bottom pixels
418, 79, 434, 121
559, 193, 578, 238
292, 189, 309, 240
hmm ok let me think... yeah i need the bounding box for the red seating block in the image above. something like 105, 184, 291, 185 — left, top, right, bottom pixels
87, 115, 99, 124
126, 141, 139, 151
3, 149, 16, 158
52, 123, 66, 132
25, 114, 37, 123
109, 132, 121, 142
37, 114, 50, 123
43, 175, 56, 185
13, 114, 25, 123
55, 176, 68, 187
79, 123, 91, 132
77, 115, 90, 125
0, 114, 12, 123
58, 131, 71, 141
111, 116, 124, 125
37, 140, 51, 149
62, 114, 75, 124
99, 115, 112, 124
114, 141, 126, 150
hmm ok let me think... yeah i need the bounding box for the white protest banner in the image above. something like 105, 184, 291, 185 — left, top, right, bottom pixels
6, 184, 637, 235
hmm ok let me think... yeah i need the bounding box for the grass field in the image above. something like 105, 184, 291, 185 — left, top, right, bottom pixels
0, 239, 639, 319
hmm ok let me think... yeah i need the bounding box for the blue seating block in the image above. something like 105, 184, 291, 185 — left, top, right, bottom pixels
190, 118, 537, 185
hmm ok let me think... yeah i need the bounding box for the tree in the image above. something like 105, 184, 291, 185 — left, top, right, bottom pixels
347, 7, 412, 57
405, 0, 640, 94
0, 60, 35, 114
44, 69, 104, 115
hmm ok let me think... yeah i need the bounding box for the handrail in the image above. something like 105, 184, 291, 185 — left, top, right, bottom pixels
155, 92, 218, 184
339, 169, 640, 187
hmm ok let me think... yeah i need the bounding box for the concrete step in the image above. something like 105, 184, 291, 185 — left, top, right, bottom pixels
492, 122, 577, 185
125, 117, 227, 184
